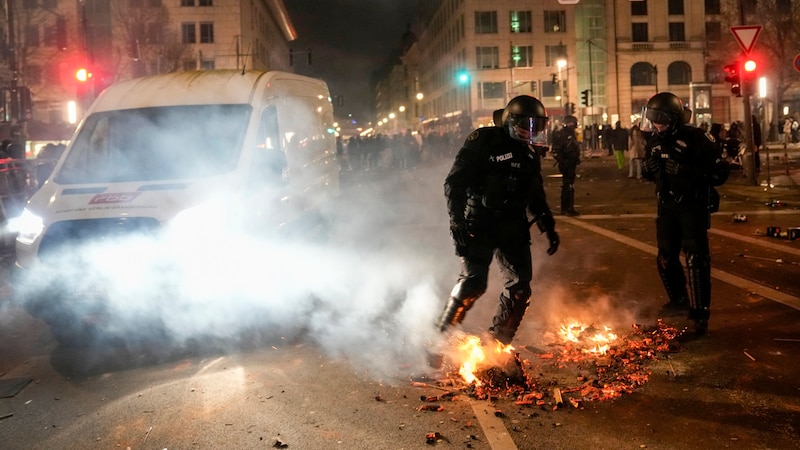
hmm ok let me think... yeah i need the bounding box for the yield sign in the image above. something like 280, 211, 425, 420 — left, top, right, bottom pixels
730, 25, 762, 54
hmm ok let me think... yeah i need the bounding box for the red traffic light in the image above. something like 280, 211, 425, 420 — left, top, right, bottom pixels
743, 60, 757, 72
75, 68, 91, 82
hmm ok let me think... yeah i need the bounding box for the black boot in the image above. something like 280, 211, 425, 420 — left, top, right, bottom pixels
487, 294, 529, 345
657, 254, 690, 317
687, 254, 712, 336
436, 297, 471, 332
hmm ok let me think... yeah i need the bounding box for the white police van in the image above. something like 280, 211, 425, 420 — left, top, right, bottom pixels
13, 70, 340, 343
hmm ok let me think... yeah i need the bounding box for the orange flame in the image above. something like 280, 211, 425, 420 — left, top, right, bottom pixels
559, 321, 618, 355
454, 335, 514, 385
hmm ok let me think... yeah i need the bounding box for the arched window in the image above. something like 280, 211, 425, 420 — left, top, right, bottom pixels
631, 62, 656, 86
667, 61, 692, 85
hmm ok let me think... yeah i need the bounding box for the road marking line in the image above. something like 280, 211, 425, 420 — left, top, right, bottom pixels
559, 216, 800, 310
469, 399, 518, 450
708, 228, 800, 257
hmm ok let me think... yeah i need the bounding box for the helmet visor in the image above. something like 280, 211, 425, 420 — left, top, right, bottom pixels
507, 114, 549, 144
640, 107, 673, 132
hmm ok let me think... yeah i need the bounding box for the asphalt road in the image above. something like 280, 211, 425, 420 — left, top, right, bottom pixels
1, 151, 799, 449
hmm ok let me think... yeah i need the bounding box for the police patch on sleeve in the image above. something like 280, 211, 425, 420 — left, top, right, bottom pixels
467, 130, 480, 141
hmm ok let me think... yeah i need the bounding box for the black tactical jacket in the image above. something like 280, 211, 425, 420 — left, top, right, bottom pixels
444, 127, 552, 225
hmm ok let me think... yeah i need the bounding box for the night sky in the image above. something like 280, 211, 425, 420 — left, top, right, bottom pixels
284, 0, 418, 125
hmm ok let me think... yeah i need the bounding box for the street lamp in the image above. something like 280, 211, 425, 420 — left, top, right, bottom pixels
557, 58, 569, 108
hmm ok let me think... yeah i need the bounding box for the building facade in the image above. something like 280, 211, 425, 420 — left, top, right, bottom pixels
1, 0, 295, 149
381, 0, 790, 137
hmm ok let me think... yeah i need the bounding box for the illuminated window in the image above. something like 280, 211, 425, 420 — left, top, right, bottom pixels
509, 11, 532, 33
543, 11, 566, 33
511, 45, 533, 67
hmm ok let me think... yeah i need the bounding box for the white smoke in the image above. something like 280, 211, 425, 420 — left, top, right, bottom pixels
13, 160, 457, 378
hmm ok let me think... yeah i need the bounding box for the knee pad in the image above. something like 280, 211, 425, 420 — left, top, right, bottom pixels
450, 277, 487, 303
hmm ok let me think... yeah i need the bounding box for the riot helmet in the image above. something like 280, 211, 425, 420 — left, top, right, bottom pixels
563, 115, 578, 128
502, 95, 549, 145
640, 92, 684, 135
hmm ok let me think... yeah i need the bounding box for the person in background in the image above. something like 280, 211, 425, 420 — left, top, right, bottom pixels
435, 95, 559, 349
752, 115, 761, 173
627, 124, 645, 180
641, 92, 730, 336
551, 114, 582, 216
611, 120, 629, 171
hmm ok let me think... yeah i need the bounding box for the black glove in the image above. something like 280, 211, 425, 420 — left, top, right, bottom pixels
450, 220, 472, 255
546, 230, 560, 256
534, 212, 559, 256
665, 158, 681, 175
643, 156, 660, 174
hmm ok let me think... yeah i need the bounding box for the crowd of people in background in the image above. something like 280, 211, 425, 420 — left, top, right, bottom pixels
336, 112, 800, 179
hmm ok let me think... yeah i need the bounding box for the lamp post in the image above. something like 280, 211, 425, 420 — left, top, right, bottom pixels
415, 92, 424, 128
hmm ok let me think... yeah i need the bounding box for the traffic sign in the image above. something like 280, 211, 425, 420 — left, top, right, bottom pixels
794, 54, 800, 73
730, 25, 762, 54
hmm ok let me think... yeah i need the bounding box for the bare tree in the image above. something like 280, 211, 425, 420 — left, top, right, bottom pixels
109, 0, 191, 80
719, 0, 800, 121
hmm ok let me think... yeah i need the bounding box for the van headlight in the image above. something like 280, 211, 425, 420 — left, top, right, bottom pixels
13, 209, 45, 245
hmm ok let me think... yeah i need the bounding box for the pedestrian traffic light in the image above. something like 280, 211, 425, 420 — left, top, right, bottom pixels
724, 63, 741, 97
580, 89, 589, 106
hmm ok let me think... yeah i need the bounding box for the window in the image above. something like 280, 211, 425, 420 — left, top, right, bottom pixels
668, 0, 684, 15
705, 22, 721, 41
182, 23, 196, 44
475, 11, 497, 34
541, 79, 557, 97
669, 22, 685, 42
25, 25, 40, 47
667, 61, 691, 85
43, 23, 57, 47
544, 11, 566, 33
200, 59, 215, 70
511, 45, 533, 68
704, 0, 720, 14
26, 64, 42, 85
181, 0, 194, 6
631, 62, 657, 86
631, 0, 648, 15
200, 22, 214, 43
476, 46, 499, 69
632, 23, 648, 42
545, 45, 567, 67
199, 0, 213, 5
509, 11, 532, 33
481, 82, 505, 99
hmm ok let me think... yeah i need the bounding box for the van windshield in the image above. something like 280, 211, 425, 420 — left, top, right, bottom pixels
56, 104, 251, 184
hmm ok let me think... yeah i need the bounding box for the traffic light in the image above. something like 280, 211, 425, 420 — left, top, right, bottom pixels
580, 89, 589, 106
724, 63, 741, 97
564, 102, 575, 115
456, 69, 469, 85
742, 58, 757, 95
75, 67, 91, 83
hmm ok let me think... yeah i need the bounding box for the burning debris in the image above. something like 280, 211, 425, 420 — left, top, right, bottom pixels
420, 320, 682, 408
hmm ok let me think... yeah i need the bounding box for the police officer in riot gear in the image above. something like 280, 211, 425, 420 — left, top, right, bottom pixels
437, 95, 560, 346
551, 115, 581, 216
641, 92, 730, 336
